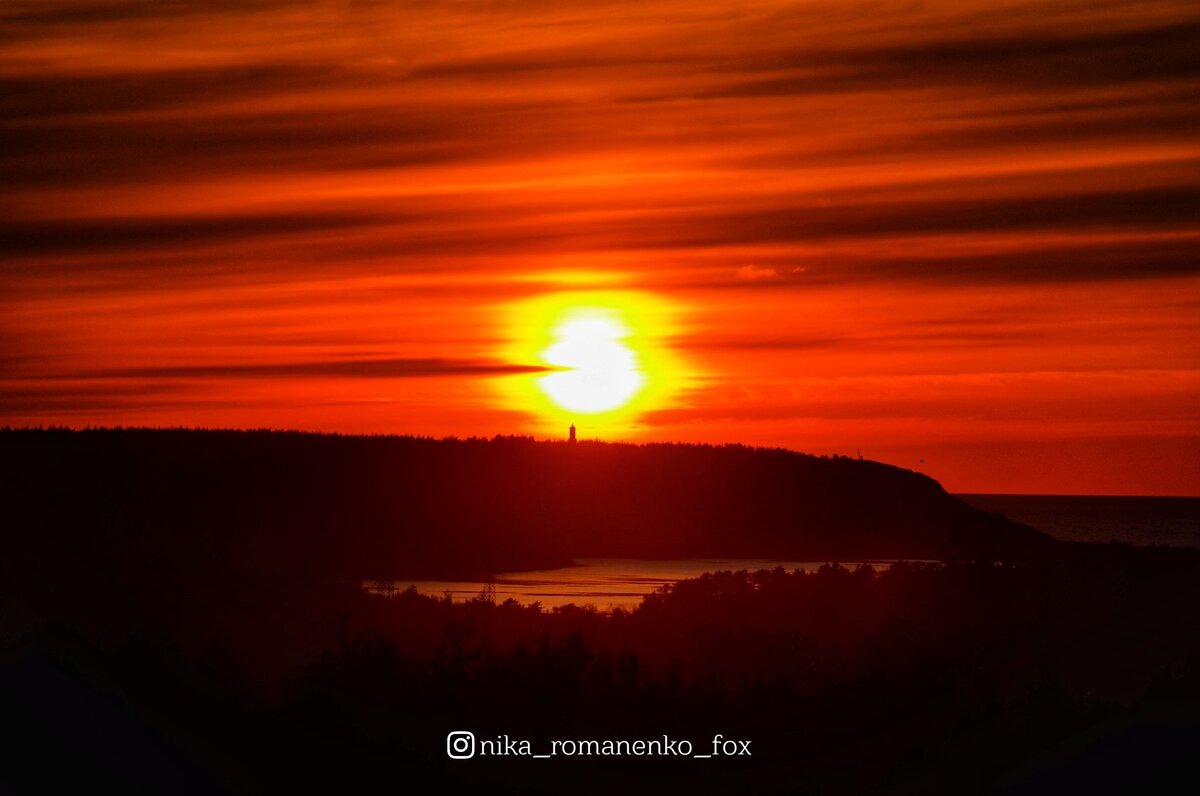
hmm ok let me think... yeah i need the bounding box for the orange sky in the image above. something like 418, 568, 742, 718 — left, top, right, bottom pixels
2, 0, 1198, 495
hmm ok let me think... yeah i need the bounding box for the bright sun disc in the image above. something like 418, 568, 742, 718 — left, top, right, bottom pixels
498, 290, 689, 432
538, 313, 645, 413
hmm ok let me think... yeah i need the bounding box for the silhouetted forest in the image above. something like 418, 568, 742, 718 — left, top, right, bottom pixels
4, 553, 1199, 794
4, 428, 1197, 794
2, 427, 1052, 587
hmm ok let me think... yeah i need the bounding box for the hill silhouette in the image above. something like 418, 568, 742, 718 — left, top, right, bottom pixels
2, 427, 1052, 587
6, 428, 1200, 795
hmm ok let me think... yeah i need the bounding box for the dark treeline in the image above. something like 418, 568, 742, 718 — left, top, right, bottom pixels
4, 427, 1196, 793
2, 427, 1052, 588
3, 554, 1199, 794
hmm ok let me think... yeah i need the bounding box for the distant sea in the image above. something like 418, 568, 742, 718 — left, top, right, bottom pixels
368, 495, 1200, 609
957, 494, 1200, 548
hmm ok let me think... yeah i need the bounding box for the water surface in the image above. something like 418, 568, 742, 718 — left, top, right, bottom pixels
367, 558, 905, 610
958, 494, 1200, 547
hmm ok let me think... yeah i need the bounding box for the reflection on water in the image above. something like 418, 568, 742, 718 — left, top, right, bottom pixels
364, 558, 909, 610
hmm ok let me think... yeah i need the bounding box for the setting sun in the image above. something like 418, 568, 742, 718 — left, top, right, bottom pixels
538, 312, 644, 413
499, 290, 690, 433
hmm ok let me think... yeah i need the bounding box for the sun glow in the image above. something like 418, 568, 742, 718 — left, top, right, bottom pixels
499, 290, 689, 433
539, 312, 644, 413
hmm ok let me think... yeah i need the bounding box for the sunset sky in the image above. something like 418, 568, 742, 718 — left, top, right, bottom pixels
2, 0, 1198, 495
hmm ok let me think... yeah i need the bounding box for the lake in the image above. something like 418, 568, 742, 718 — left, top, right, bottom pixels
368, 494, 1200, 609
366, 558, 902, 610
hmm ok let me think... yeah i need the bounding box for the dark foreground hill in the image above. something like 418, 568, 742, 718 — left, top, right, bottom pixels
2, 428, 1051, 584
3, 428, 1199, 795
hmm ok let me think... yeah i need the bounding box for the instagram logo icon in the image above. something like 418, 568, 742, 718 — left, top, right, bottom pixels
446, 731, 475, 759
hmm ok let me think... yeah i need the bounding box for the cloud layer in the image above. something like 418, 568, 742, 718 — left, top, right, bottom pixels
2, 0, 1198, 493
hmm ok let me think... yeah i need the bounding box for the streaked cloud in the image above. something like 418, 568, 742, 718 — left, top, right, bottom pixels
79, 357, 553, 380
1, 0, 1197, 493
